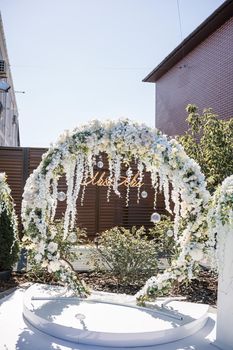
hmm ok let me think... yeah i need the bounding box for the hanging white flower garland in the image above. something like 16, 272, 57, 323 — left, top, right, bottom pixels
207, 175, 233, 276
21, 119, 210, 297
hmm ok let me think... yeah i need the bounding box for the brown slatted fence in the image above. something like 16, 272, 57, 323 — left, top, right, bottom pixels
0, 147, 167, 238
0, 147, 24, 236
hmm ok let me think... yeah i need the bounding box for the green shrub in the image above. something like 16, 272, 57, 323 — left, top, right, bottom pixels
0, 173, 19, 271
178, 104, 233, 193
91, 226, 158, 284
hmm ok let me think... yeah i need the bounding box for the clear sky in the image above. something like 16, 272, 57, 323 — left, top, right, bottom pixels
0, 0, 225, 147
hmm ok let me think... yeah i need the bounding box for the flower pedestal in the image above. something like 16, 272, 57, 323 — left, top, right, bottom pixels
215, 230, 233, 350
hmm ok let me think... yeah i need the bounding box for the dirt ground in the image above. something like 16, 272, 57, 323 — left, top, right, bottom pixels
0, 268, 217, 305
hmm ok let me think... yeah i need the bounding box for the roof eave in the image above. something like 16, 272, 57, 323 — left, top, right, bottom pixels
143, 0, 233, 83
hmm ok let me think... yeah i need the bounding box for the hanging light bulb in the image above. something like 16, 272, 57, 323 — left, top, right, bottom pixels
141, 191, 148, 199
150, 212, 161, 223
166, 229, 173, 237
126, 168, 132, 177
97, 161, 104, 169
57, 191, 66, 201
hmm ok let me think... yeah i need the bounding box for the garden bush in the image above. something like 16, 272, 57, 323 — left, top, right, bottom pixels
0, 173, 19, 271
91, 226, 158, 284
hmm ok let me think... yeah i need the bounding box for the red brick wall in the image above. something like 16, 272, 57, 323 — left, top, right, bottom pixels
156, 17, 233, 136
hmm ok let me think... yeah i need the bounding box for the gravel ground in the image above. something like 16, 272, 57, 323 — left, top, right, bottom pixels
0, 268, 218, 305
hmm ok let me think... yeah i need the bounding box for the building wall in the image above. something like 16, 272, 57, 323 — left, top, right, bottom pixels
156, 16, 233, 136
0, 14, 19, 146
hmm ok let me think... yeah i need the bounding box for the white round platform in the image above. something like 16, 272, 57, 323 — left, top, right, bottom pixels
23, 284, 209, 347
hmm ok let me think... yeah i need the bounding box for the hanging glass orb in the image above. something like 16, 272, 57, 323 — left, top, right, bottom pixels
166, 229, 173, 237
97, 161, 104, 169
150, 212, 161, 223
57, 191, 66, 202
141, 190, 148, 199
126, 168, 132, 177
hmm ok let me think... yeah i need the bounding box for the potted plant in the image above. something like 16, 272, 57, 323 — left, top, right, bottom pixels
0, 173, 19, 280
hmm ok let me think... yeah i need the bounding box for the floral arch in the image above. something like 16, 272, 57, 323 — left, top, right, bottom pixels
22, 119, 211, 298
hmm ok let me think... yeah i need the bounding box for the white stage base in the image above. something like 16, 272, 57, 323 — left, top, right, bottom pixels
23, 284, 209, 347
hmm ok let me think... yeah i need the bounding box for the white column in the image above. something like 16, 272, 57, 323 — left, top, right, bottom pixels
215, 230, 233, 349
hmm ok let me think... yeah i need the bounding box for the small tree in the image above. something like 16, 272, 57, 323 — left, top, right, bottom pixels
0, 173, 19, 271
178, 105, 233, 193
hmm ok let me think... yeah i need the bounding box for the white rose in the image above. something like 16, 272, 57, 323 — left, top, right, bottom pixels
37, 241, 45, 254
47, 242, 58, 254
48, 260, 60, 273
68, 232, 77, 243
34, 253, 42, 263
190, 247, 203, 261
195, 231, 201, 238
41, 260, 48, 268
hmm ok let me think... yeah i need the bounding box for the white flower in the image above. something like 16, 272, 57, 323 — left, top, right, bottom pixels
67, 232, 77, 243
34, 253, 42, 263
47, 242, 58, 254
41, 260, 48, 268
189, 247, 204, 261
37, 241, 45, 254
48, 260, 60, 273
49, 227, 57, 240
0, 173, 5, 182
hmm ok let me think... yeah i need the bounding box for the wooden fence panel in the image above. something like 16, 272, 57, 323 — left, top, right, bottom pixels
0, 147, 167, 238
0, 147, 24, 235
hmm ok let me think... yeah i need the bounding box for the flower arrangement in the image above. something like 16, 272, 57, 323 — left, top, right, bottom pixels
21, 119, 210, 297
0, 173, 19, 271
24, 219, 88, 286
207, 175, 233, 274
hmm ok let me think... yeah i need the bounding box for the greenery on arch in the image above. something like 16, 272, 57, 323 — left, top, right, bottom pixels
207, 175, 233, 274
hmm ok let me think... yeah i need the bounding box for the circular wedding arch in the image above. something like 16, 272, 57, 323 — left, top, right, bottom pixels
22, 119, 211, 299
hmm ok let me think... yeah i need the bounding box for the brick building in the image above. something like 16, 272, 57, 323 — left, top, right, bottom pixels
144, 0, 233, 136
